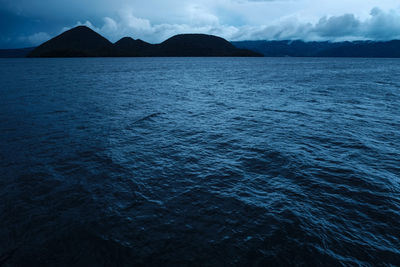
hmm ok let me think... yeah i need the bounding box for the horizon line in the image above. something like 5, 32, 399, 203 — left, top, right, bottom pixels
3, 25, 400, 50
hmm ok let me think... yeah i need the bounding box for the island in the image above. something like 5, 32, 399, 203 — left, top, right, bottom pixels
27, 26, 263, 57
3, 26, 400, 58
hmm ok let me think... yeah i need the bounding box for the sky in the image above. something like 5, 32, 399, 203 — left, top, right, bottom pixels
1, 0, 400, 48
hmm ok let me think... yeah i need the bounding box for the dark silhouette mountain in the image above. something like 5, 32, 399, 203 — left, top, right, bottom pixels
232, 40, 400, 57
0, 47, 35, 58
28, 26, 114, 57
315, 40, 400, 57
113, 37, 153, 56
232, 40, 340, 57
28, 26, 263, 57
155, 34, 261, 57
6, 30, 400, 58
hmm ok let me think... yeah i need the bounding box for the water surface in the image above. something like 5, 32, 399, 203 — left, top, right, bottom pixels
0, 58, 399, 266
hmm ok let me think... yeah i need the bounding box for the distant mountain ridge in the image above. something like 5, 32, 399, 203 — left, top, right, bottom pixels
0, 47, 35, 58
3, 28, 400, 58
232, 40, 400, 57
27, 26, 262, 57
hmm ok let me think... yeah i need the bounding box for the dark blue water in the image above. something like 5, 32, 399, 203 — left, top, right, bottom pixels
0, 58, 399, 266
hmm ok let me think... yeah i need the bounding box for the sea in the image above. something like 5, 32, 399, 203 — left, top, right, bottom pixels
0, 58, 399, 266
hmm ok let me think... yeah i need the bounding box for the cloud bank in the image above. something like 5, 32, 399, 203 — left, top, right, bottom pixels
241, 7, 400, 41
66, 7, 400, 44
1, 0, 400, 47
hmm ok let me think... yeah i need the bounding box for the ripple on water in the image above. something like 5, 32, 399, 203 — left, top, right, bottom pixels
0, 57, 400, 265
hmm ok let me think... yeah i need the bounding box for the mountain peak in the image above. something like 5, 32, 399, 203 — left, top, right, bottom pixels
159, 33, 250, 56
115, 37, 135, 43
28, 26, 114, 57
73, 25, 92, 30
28, 27, 262, 57
67, 25, 93, 33
113, 37, 153, 56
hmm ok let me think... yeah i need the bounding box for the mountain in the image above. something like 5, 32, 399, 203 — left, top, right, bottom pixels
315, 40, 400, 57
28, 26, 114, 57
232, 40, 341, 57
7, 31, 400, 58
155, 34, 261, 57
232, 40, 400, 57
28, 26, 263, 57
113, 37, 153, 57
0, 47, 35, 58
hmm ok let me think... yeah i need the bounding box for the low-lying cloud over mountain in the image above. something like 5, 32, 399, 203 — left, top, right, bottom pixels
63, 7, 400, 43
1, 0, 400, 48
241, 7, 400, 41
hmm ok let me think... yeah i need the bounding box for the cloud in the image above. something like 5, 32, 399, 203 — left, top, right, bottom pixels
1, 0, 400, 47
226, 7, 400, 41
364, 7, 400, 39
314, 14, 360, 38
58, 7, 400, 43
62, 9, 239, 43
18, 32, 51, 46
1, 0, 398, 26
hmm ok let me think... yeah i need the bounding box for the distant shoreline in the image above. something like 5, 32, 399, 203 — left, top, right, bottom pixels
3, 37, 400, 58
26, 26, 263, 58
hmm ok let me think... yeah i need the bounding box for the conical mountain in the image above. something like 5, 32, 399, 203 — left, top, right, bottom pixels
28, 26, 114, 57
27, 26, 262, 57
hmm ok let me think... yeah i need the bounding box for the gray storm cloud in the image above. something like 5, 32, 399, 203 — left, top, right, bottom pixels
230, 7, 400, 41
69, 7, 400, 43
1, 0, 400, 47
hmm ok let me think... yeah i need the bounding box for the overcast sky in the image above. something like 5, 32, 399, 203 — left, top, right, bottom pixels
1, 0, 400, 48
